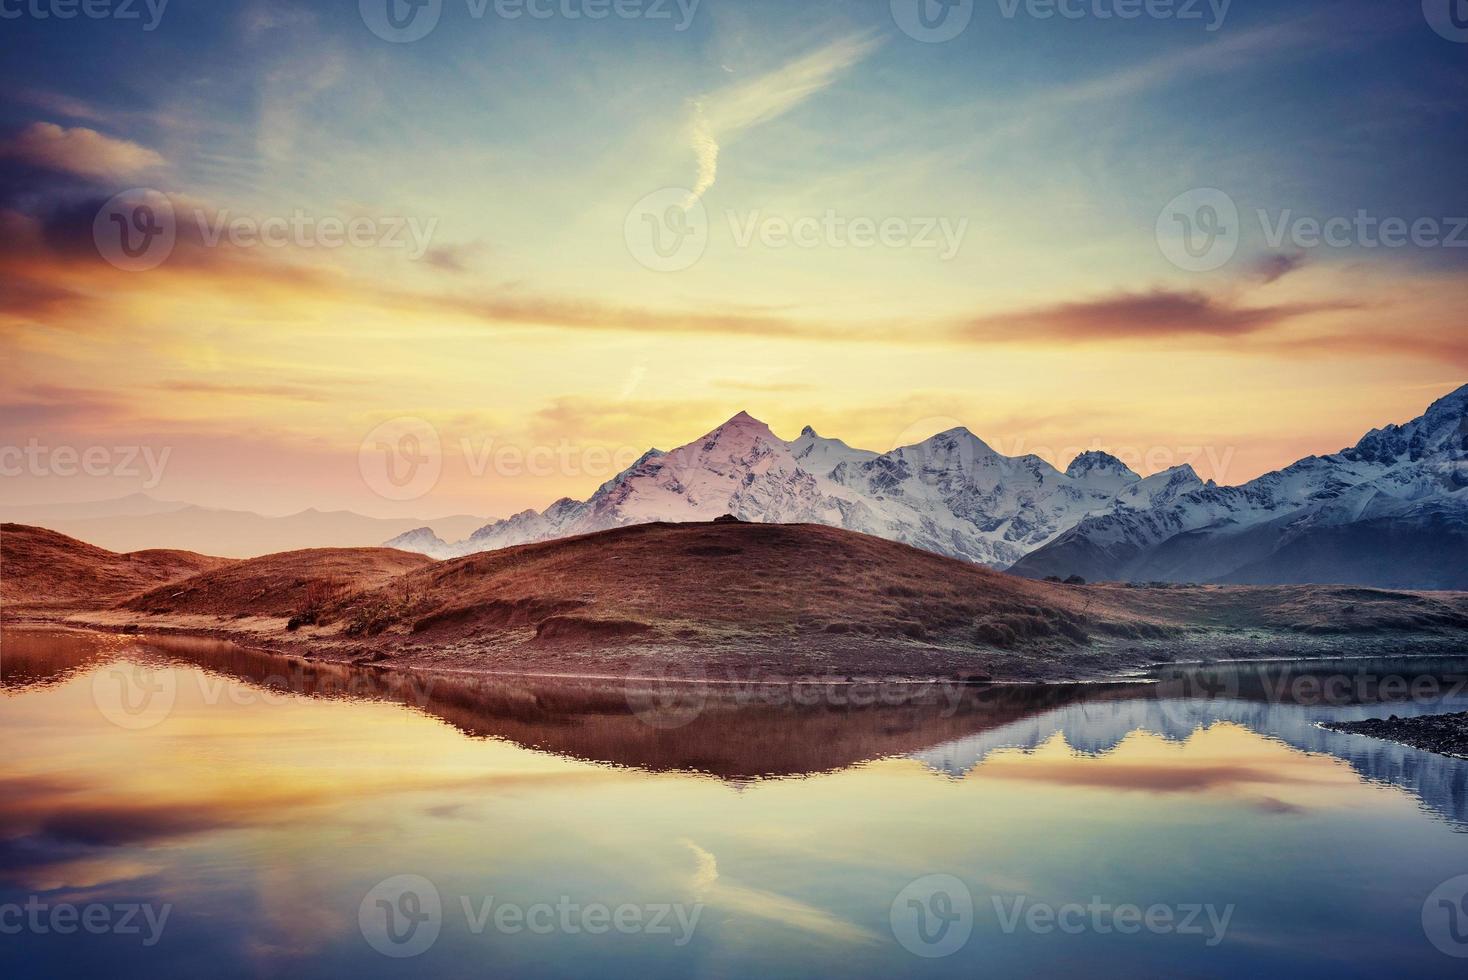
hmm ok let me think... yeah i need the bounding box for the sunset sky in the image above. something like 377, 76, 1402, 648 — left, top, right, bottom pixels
1, 0, 1464, 519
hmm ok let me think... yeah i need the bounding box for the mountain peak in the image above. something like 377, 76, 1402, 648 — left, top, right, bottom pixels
1065, 451, 1138, 481
800, 425, 819, 438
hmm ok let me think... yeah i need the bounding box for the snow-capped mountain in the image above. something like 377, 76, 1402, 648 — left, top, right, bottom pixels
392, 410, 1204, 566
1010, 384, 1468, 588
388, 385, 1466, 587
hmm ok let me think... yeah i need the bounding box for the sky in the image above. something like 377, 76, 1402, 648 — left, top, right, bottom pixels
0, 0, 1465, 519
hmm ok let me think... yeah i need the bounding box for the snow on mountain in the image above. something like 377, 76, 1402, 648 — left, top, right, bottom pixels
387, 385, 1465, 587
384, 526, 454, 558
397, 411, 1183, 568
1011, 384, 1468, 587
788, 426, 879, 477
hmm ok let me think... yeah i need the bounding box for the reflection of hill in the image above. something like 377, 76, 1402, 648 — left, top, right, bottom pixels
8, 630, 1468, 827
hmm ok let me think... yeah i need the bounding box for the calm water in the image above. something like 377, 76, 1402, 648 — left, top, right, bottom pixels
4, 628, 1468, 978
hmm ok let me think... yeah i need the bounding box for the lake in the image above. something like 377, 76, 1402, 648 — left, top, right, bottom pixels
3, 628, 1468, 977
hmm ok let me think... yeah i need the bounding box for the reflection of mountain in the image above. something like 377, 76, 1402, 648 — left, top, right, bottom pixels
9, 631, 1468, 828
913, 692, 1468, 830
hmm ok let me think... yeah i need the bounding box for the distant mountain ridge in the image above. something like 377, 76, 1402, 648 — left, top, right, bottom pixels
0, 496, 491, 559
390, 384, 1467, 589
1011, 384, 1468, 588
389, 409, 1208, 567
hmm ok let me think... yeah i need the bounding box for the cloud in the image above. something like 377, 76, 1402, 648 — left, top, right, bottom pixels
959, 289, 1354, 343
1252, 252, 1308, 285
0, 122, 164, 179
422, 241, 487, 274
151, 381, 332, 402
685, 32, 881, 202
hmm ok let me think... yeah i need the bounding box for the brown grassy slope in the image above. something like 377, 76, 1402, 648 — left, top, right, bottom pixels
333, 520, 1180, 646
0, 523, 227, 606
123, 547, 434, 619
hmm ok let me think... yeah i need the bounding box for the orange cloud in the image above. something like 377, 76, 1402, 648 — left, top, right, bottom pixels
0, 122, 165, 179
959, 288, 1356, 342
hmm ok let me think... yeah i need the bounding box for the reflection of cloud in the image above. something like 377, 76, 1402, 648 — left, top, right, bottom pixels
980, 759, 1308, 792
681, 839, 877, 946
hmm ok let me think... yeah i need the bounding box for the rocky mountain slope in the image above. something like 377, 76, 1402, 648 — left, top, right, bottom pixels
390, 412, 1204, 567
1011, 384, 1468, 588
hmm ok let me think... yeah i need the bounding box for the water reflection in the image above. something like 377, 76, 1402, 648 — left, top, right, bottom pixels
4, 629, 1468, 978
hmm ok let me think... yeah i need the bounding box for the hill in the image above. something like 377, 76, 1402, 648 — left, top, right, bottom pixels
123, 547, 434, 619
7, 521, 1467, 681
0, 523, 228, 607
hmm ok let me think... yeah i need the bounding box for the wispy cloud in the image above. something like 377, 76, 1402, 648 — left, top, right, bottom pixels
684, 32, 881, 203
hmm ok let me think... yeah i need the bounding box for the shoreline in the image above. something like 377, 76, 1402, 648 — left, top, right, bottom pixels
7, 609, 1468, 688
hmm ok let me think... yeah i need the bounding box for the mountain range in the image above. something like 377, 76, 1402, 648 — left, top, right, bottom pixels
388, 385, 1466, 589
0, 494, 490, 559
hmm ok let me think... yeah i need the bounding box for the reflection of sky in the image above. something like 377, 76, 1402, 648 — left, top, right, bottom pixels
4, 650, 1468, 977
